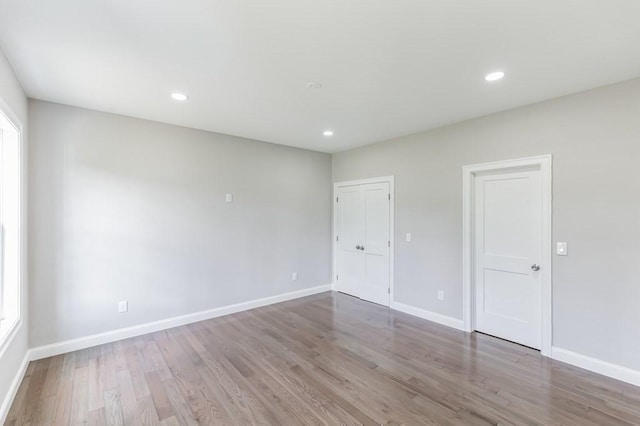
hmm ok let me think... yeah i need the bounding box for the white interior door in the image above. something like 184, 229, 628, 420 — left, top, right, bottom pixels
336, 181, 390, 306
474, 169, 542, 349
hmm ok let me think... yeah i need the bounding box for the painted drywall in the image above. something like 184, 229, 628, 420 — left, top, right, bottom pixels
333, 78, 640, 372
0, 50, 28, 417
28, 100, 332, 347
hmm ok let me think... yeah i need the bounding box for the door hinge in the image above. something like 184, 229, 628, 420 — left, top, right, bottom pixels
336, 274, 339, 281
388, 193, 390, 200
336, 235, 339, 242
388, 240, 390, 247
388, 288, 390, 294
336, 196, 339, 203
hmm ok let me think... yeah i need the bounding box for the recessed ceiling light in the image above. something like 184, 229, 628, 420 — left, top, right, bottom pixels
323, 130, 334, 136
307, 82, 322, 89
485, 71, 505, 82
171, 92, 189, 101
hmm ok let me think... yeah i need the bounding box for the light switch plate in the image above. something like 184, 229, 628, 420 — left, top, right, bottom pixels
225, 193, 233, 203
557, 242, 568, 256
406, 233, 412, 242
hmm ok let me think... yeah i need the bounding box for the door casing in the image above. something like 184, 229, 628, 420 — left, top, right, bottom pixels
463, 155, 552, 356
333, 176, 395, 306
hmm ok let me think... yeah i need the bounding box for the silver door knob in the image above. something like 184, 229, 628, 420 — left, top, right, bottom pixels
356, 245, 361, 250
531, 264, 540, 271
360, 246, 365, 251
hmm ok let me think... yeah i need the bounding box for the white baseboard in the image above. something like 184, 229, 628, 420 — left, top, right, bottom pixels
29, 284, 331, 361
0, 350, 30, 425
551, 347, 640, 388
391, 301, 465, 331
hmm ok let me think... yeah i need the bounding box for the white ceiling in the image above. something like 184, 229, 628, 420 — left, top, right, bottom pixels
1, 0, 639, 153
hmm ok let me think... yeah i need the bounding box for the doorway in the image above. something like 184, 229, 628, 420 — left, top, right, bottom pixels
463, 156, 552, 355
334, 177, 394, 307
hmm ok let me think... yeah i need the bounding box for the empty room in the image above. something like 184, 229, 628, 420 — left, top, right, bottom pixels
1, 0, 640, 424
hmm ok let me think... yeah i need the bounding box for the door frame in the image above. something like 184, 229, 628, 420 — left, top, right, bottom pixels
462, 155, 552, 356
333, 176, 395, 307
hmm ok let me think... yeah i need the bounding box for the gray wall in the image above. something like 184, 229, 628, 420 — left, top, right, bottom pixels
333, 78, 640, 371
0, 50, 28, 414
28, 100, 332, 347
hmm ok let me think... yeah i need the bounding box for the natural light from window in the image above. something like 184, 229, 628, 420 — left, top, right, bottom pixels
0, 106, 21, 351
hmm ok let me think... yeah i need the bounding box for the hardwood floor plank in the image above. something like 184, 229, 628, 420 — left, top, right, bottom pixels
192, 352, 250, 425
137, 396, 160, 426
103, 389, 125, 426
51, 352, 77, 426
87, 357, 105, 412
160, 379, 198, 426
7, 291, 640, 425
19, 359, 50, 425
211, 325, 355, 424
41, 356, 64, 399
100, 345, 118, 392
289, 364, 379, 426
141, 341, 172, 382
87, 408, 106, 426
70, 366, 89, 425
125, 352, 150, 401
157, 417, 179, 426
153, 329, 218, 424
166, 329, 233, 425
143, 372, 173, 422
116, 370, 141, 426
30, 396, 56, 426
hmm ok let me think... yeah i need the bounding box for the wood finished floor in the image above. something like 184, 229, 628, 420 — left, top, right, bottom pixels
6, 292, 640, 425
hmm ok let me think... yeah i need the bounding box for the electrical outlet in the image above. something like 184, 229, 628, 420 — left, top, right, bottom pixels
437, 290, 444, 301
118, 300, 128, 313
406, 233, 412, 242
292, 272, 298, 281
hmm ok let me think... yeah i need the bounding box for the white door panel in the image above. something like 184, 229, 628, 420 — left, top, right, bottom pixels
337, 186, 363, 298
336, 181, 390, 307
482, 177, 534, 258
482, 270, 539, 321
340, 251, 363, 298
362, 183, 390, 305
364, 184, 389, 254
475, 170, 542, 349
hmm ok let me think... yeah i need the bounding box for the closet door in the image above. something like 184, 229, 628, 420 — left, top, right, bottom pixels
336, 182, 390, 306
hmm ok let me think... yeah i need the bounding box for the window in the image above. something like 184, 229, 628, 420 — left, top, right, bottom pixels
0, 105, 22, 350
